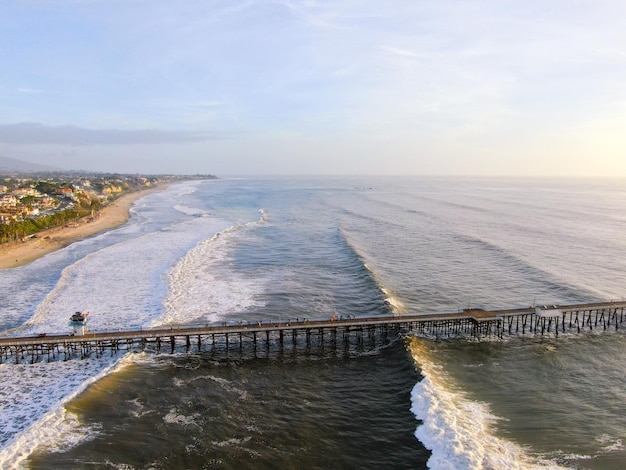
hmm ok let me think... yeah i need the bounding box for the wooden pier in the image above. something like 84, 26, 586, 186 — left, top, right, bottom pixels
0, 301, 624, 364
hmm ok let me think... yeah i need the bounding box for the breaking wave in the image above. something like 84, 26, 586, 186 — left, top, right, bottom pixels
159, 209, 269, 326
408, 338, 565, 470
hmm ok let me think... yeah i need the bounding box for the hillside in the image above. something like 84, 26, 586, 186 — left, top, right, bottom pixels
0, 155, 62, 173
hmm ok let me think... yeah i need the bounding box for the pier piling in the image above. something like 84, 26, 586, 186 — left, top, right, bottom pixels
1, 301, 624, 364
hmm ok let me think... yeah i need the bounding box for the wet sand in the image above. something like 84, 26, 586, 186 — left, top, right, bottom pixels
0, 186, 165, 270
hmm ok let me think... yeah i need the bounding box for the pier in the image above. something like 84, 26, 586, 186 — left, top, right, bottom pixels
0, 301, 624, 364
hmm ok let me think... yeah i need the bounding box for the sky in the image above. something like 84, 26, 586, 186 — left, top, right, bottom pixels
1, 0, 625, 176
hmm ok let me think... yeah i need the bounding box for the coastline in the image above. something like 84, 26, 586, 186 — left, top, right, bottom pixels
0, 185, 166, 270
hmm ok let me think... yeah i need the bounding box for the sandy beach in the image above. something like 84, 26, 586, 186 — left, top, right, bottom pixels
0, 186, 164, 270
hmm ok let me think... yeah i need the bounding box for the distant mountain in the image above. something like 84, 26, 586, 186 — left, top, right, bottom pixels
0, 155, 62, 174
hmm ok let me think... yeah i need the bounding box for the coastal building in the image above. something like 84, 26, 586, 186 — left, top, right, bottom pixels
0, 195, 17, 207
56, 187, 74, 198
0, 212, 15, 224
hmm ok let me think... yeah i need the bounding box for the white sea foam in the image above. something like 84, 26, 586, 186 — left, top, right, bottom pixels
259, 208, 269, 223
173, 204, 207, 216
408, 339, 566, 470
159, 211, 267, 326
172, 183, 199, 198
596, 434, 624, 453
339, 225, 409, 314
163, 408, 201, 427
205, 375, 249, 401
0, 182, 235, 465
127, 397, 154, 419
383, 288, 407, 314
174, 373, 249, 400
1, 188, 254, 464
211, 436, 252, 448
7, 215, 232, 337
0, 356, 125, 469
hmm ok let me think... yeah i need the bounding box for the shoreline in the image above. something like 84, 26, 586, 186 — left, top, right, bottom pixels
0, 185, 167, 270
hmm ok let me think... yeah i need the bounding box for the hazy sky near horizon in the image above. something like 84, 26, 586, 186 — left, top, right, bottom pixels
1, 1, 625, 176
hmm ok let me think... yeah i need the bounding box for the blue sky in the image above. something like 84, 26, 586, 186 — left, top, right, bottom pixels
1, 0, 625, 176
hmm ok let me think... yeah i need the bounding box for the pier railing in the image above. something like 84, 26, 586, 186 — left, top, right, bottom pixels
0, 300, 624, 364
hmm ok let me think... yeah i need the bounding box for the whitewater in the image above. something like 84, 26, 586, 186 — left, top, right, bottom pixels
0, 182, 234, 467
1, 177, 624, 469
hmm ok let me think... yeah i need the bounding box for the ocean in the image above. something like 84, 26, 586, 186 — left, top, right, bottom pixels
0, 176, 624, 469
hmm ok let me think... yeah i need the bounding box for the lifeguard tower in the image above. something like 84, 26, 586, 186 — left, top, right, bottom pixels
69, 311, 89, 336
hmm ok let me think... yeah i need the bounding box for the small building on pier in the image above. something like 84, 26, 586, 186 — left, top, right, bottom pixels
535, 306, 562, 318
69, 311, 89, 336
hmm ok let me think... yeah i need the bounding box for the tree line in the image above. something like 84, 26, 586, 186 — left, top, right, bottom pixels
0, 203, 99, 245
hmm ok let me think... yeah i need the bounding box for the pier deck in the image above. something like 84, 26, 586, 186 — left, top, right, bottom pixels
1, 300, 624, 363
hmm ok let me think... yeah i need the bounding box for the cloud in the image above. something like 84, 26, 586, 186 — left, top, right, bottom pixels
0, 123, 216, 146
17, 88, 45, 94
379, 46, 421, 59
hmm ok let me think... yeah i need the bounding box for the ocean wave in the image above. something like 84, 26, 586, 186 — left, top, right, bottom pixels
159, 210, 268, 326
9, 214, 235, 337
596, 434, 624, 453
338, 225, 405, 314
408, 338, 566, 470
173, 204, 208, 216
0, 184, 235, 466
173, 183, 199, 198
0, 355, 126, 469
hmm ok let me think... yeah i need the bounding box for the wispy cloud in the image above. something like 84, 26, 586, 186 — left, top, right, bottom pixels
0, 123, 216, 146
17, 88, 45, 94
1, 0, 625, 175
378, 46, 421, 59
